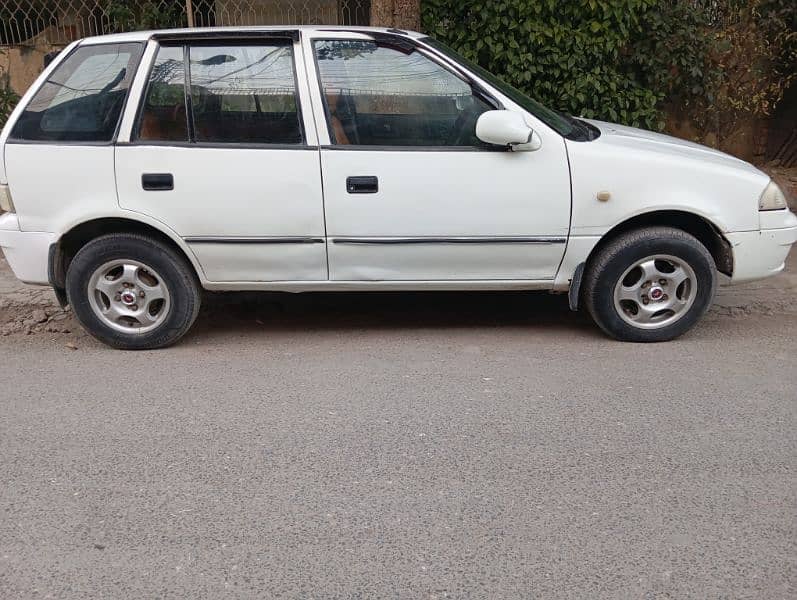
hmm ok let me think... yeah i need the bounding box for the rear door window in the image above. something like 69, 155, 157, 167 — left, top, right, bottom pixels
10, 43, 144, 143
136, 41, 303, 145
136, 46, 190, 142
190, 43, 303, 145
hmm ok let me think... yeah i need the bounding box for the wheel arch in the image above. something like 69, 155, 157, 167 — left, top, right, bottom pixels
587, 210, 733, 277
49, 217, 205, 305
565, 209, 733, 312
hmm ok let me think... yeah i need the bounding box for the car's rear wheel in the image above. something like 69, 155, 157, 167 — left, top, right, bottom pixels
582, 226, 717, 342
66, 233, 201, 349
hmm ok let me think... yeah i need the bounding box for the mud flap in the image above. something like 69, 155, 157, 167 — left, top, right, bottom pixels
47, 243, 69, 308
568, 262, 585, 312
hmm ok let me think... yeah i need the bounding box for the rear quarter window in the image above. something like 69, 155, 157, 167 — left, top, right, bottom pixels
10, 43, 144, 143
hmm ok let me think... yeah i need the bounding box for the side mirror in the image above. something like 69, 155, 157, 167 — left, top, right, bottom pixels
476, 110, 541, 151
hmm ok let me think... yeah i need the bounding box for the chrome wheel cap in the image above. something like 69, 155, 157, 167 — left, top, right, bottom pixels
613, 254, 697, 330
87, 259, 171, 334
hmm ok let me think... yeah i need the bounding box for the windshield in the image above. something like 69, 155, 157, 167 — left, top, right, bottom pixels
419, 36, 591, 140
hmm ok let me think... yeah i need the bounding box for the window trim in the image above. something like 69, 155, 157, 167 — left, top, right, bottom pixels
310, 36, 505, 151
151, 30, 300, 43
7, 41, 145, 146
318, 144, 507, 153
117, 140, 319, 151
130, 43, 189, 144
131, 39, 308, 148
183, 44, 196, 142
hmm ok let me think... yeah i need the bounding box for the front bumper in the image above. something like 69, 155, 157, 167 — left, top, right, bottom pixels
726, 210, 797, 283
0, 212, 55, 285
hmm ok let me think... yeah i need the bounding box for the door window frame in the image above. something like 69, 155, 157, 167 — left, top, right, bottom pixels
117, 32, 319, 149
304, 32, 506, 152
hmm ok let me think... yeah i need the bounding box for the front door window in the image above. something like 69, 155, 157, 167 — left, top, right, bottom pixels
313, 39, 493, 147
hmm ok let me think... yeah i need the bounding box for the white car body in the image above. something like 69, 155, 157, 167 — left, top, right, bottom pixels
1, 26, 795, 302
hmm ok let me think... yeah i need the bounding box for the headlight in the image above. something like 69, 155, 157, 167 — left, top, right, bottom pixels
758, 181, 788, 211
0, 184, 14, 213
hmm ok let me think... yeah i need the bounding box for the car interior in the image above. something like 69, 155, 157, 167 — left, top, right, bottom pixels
137, 83, 302, 144
192, 88, 302, 144
324, 91, 486, 146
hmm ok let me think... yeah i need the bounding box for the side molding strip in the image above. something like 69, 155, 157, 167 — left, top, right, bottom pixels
332, 236, 567, 245
185, 237, 325, 244
185, 237, 566, 245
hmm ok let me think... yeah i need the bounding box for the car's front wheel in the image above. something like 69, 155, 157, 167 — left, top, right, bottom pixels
582, 226, 717, 342
66, 233, 201, 350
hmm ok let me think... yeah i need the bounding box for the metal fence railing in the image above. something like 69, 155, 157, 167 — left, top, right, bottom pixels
0, 0, 372, 47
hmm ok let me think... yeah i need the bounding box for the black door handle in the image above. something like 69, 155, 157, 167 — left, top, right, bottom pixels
142, 173, 174, 191
347, 176, 378, 194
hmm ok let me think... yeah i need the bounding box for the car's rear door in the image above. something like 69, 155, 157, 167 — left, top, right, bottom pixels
115, 32, 327, 283
304, 31, 571, 283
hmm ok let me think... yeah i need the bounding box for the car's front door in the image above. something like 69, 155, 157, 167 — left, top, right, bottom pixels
115, 34, 327, 283
305, 33, 571, 282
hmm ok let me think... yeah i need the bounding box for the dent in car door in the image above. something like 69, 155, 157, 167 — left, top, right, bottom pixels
115, 38, 327, 283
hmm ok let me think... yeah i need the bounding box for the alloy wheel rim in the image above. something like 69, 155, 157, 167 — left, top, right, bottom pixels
613, 254, 697, 330
87, 259, 171, 334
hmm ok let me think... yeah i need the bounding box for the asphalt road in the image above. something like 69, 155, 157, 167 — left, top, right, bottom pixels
1, 288, 795, 598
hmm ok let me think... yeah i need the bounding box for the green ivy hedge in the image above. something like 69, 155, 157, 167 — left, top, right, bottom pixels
422, 0, 713, 131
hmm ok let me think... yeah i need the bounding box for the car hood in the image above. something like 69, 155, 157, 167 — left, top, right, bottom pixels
565, 118, 771, 234
583, 118, 762, 175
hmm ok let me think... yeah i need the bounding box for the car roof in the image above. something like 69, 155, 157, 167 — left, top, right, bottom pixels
78, 25, 424, 45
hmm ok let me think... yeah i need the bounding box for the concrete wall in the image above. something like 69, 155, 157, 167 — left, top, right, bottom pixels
1, 40, 62, 98
370, 0, 420, 29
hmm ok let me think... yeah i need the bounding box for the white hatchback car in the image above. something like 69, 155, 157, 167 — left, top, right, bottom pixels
1, 26, 795, 349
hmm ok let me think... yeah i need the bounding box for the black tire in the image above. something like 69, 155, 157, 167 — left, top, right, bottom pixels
66, 233, 201, 350
582, 226, 717, 342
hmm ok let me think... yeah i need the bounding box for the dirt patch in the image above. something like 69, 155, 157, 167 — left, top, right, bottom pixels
0, 255, 76, 336
0, 296, 76, 337
0, 305, 76, 337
